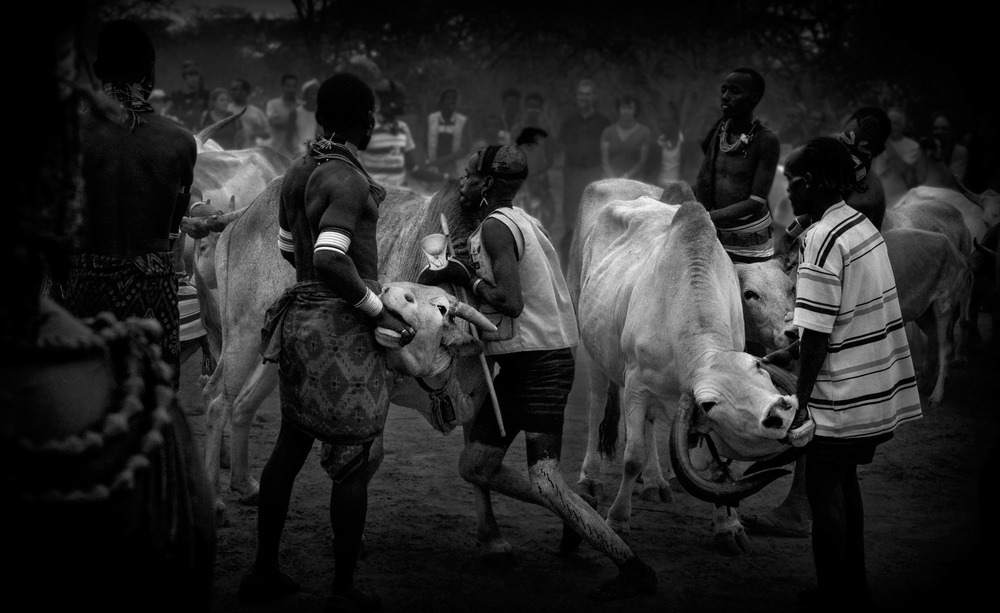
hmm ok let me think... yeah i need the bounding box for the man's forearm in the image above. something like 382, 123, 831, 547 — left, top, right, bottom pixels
709, 197, 760, 223
796, 328, 830, 407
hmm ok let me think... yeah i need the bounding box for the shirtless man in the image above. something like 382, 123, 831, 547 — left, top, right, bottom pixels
239, 73, 412, 613
57, 20, 196, 386
692, 67, 781, 263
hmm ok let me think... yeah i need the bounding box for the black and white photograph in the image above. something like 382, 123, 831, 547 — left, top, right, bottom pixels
7, 1, 998, 612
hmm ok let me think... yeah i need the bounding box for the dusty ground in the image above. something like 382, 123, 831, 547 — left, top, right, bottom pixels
178, 314, 1000, 613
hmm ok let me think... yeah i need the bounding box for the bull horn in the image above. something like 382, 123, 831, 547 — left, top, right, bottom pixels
954, 176, 983, 207
668, 393, 790, 506
195, 107, 247, 146
448, 299, 498, 333
180, 207, 248, 239
974, 237, 998, 258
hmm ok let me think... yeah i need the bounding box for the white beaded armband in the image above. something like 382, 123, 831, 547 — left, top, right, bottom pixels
278, 228, 294, 253
353, 288, 384, 317
314, 228, 352, 256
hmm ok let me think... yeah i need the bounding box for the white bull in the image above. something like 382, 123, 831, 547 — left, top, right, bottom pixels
569, 180, 809, 556
883, 228, 973, 405
569, 180, 797, 516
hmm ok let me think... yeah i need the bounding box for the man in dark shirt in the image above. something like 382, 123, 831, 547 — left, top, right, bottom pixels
170, 61, 209, 132
558, 78, 610, 270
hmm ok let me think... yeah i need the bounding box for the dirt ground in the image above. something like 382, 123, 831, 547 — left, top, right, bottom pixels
178, 315, 1000, 613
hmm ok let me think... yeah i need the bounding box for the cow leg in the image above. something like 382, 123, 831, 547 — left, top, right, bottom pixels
913, 310, 938, 396
230, 362, 279, 504
605, 384, 648, 535
928, 301, 953, 405
638, 419, 673, 504
201, 358, 230, 523
712, 503, 751, 556
578, 361, 611, 504
458, 427, 518, 568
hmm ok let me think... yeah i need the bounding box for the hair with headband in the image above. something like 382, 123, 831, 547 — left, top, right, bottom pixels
476, 145, 528, 181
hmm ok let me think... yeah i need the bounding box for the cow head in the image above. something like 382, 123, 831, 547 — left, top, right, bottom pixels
375, 282, 496, 378
669, 352, 808, 506
957, 180, 1000, 233
735, 258, 798, 356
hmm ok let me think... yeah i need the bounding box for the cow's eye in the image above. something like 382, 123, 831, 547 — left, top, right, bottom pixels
743, 289, 759, 301
437, 305, 448, 316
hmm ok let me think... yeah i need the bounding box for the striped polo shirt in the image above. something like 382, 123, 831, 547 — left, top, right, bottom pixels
793, 202, 922, 439
359, 119, 415, 187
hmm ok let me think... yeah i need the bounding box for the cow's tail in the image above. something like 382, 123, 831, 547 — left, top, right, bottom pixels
598, 381, 621, 459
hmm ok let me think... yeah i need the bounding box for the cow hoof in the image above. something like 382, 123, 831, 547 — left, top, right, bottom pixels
713, 529, 751, 557
232, 478, 260, 505
639, 483, 674, 504
928, 390, 944, 406
606, 517, 631, 537
214, 500, 229, 527
578, 479, 605, 504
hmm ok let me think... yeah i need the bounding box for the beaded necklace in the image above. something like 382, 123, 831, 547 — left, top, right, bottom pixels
718, 116, 761, 156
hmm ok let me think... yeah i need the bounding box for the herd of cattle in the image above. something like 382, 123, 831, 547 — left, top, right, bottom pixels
180, 120, 999, 559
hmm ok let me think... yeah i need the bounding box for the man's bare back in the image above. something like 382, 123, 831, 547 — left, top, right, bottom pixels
80, 107, 196, 257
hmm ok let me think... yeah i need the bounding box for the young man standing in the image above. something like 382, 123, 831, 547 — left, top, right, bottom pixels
266, 73, 301, 159
57, 20, 196, 387
558, 79, 611, 269
239, 73, 412, 612
784, 136, 921, 610
693, 67, 781, 263
229, 77, 271, 149
419, 144, 657, 602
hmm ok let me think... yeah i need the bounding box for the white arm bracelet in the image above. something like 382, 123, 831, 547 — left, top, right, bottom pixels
749, 194, 767, 205
471, 277, 484, 295
353, 287, 384, 317
278, 228, 294, 253
315, 228, 352, 256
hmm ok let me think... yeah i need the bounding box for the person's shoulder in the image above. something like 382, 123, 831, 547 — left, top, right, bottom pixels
307, 158, 371, 199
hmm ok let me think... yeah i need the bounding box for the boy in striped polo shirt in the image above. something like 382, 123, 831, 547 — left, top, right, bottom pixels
785, 137, 922, 610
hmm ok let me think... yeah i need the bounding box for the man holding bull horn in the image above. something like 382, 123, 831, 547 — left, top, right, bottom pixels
239, 73, 412, 612
417, 144, 657, 601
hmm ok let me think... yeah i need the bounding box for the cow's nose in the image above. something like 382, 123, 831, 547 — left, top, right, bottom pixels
404, 290, 415, 303
762, 398, 793, 430
784, 327, 799, 341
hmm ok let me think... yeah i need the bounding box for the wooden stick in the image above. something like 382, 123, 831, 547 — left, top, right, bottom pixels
440, 213, 506, 437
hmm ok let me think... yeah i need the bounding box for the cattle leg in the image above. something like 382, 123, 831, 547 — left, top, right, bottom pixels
578, 358, 611, 503
638, 419, 673, 504
201, 358, 230, 522
230, 362, 279, 504
605, 384, 648, 535
930, 301, 953, 405
458, 428, 516, 568
915, 309, 947, 405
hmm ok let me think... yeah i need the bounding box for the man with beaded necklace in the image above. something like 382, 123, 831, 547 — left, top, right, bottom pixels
692, 67, 781, 263
239, 73, 412, 613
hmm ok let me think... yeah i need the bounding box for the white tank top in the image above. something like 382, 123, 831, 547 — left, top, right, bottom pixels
468, 207, 579, 355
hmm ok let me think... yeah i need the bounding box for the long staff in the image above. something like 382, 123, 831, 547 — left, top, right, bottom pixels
440, 213, 506, 437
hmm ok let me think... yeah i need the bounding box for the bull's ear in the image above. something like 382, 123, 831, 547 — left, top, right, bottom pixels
441, 326, 484, 356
